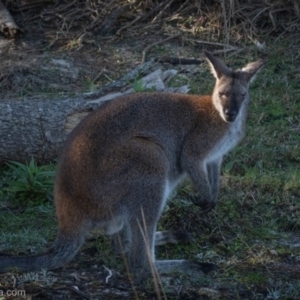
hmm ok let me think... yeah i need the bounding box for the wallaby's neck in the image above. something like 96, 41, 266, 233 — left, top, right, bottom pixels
235, 96, 250, 129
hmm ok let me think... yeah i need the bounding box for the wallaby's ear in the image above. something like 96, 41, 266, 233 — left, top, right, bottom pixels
242, 59, 266, 83
204, 51, 231, 79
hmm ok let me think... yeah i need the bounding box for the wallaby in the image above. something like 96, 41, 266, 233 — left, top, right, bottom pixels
0, 52, 265, 277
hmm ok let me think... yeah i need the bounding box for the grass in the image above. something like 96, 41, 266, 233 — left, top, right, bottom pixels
0, 38, 299, 299
164, 41, 299, 298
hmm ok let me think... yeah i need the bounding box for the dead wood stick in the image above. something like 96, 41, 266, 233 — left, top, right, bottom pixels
212, 46, 254, 55
96, 4, 130, 34
220, 0, 230, 44
0, 0, 19, 37
154, 56, 203, 65
186, 38, 253, 55
53, 286, 90, 300
192, 39, 239, 49
116, 13, 143, 36
141, 33, 182, 64
9, 0, 50, 12
151, 0, 175, 23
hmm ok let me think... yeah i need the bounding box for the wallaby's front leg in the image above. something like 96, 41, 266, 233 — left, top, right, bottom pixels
207, 159, 222, 204
181, 152, 218, 212
190, 160, 222, 212
188, 162, 217, 212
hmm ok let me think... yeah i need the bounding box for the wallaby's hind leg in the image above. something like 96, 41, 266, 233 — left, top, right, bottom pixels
125, 196, 201, 277
102, 137, 168, 273
127, 192, 163, 274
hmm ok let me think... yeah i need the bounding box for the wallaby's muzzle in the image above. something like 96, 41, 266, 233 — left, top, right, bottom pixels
224, 108, 238, 122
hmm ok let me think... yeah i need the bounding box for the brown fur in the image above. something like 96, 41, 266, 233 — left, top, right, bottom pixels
0, 52, 265, 275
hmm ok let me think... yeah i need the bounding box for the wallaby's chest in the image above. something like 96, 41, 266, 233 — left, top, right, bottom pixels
205, 117, 245, 163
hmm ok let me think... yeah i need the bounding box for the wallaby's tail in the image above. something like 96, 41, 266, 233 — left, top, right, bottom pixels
0, 233, 85, 273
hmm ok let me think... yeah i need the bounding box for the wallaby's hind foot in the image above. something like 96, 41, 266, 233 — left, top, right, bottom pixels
131, 259, 217, 285
113, 230, 194, 254
155, 259, 217, 275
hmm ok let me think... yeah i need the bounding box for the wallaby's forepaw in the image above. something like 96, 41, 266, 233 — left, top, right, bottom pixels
191, 195, 216, 213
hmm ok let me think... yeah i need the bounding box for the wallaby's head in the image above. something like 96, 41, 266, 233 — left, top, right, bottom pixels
205, 51, 266, 123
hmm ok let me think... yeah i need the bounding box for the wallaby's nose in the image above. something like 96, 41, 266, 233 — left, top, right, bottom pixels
224, 109, 237, 122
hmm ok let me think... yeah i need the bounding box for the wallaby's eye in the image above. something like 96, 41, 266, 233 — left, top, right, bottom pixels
242, 93, 247, 97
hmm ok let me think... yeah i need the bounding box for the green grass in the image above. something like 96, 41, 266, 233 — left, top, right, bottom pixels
3, 158, 56, 204
0, 39, 299, 299
0, 204, 57, 252
158, 39, 300, 298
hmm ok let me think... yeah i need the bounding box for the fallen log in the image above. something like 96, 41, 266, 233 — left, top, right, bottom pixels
0, 62, 189, 164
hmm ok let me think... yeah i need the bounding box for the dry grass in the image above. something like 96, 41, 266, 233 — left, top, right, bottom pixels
6, 0, 300, 40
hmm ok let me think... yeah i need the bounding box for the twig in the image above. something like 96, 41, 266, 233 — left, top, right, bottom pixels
103, 265, 113, 283
191, 39, 238, 49
117, 0, 172, 36
116, 14, 143, 36
187, 38, 252, 55
92, 69, 106, 83
70, 286, 90, 299
54, 285, 90, 300
139, 209, 167, 300
220, 0, 230, 44
12, 276, 17, 288
151, 0, 175, 23
212, 47, 246, 55
141, 33, 182, 64
96, 4, 131, 34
